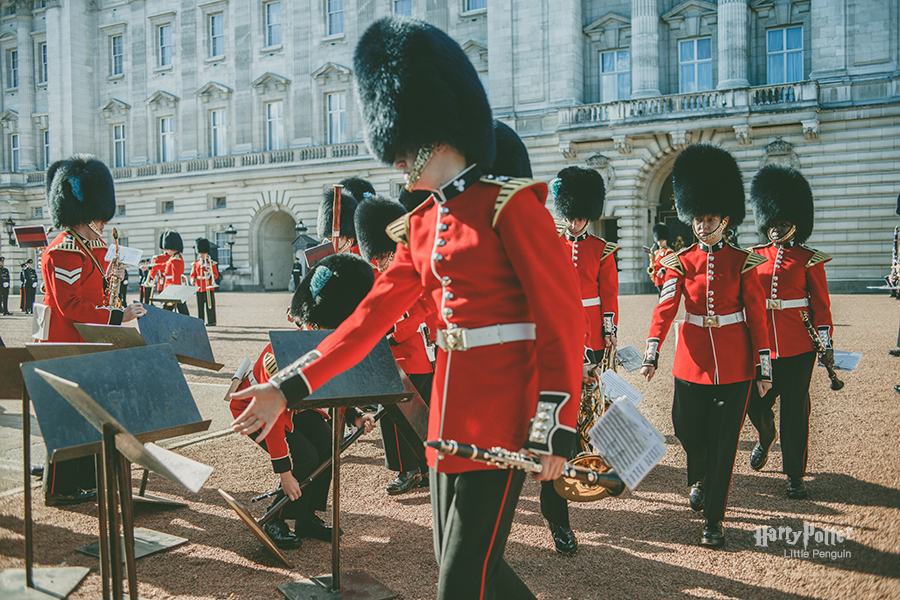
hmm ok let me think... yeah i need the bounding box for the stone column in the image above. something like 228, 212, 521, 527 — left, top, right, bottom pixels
717, 0, 749, 89
487, 0, 514, 115
631, 0, 660, 98
808, 0, 847, 80
16, 5, 37, 172
549, 0, 583, 105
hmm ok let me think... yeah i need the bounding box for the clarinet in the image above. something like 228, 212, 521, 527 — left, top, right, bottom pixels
426, 439, 625, 496
799, 310, 844, 391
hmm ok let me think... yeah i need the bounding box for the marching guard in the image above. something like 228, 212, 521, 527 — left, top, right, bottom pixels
650, 223, 675, 293
640, 144, 772, 548
190, 238, 219, 326
232, 17, 583, 599
746, 165, 834, 499
157, 230, 189, 315
0, 256, 10, 315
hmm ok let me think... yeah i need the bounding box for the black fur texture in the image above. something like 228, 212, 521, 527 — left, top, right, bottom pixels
195, 238, 211, 254
653, 223, 670, 242
290, 252, 375, 329
673, 144, 745, 228
318, 188, 360, 240
160, 230, 183, 252
490, 121, 532, 179
750, 165, 815, 244
355, 195, 407, 262
554, 166, 605, 221
47, 155, 115, 229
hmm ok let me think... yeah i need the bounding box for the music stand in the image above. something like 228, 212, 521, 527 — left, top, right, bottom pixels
147, 284, 196, 307
74, 323, 147, 351
269, 330, 409, 600
136, 303, 224, 371
22, 345, 212, 600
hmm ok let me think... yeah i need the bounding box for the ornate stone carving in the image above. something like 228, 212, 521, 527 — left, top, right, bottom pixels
760, 137, 800, 170
559, 141, 577, 160
585, 154, 609, 169
613, 134, 632, 155
801, 119, 819, 141
669, 130, 691, 150
586, 153, 616, 191
734, 125, 752, 147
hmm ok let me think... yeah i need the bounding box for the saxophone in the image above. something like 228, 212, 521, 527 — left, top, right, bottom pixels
103, 228, 123, 308
889, 226, 899, 289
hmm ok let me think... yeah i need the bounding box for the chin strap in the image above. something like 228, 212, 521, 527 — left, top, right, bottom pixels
768, 224, 797, 244
695, 218, 728, 243
405, 144, 435, 192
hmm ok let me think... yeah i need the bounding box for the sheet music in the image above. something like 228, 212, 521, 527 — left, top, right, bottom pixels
589, 398, 666, 490
600, 369, 643, 406
828, 350, 861, 372
614, 344, 643, 372
104, 244, 143, 267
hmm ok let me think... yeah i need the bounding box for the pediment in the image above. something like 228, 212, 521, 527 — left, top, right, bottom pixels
251, 72, 291, 94
196, 81, 233, 98
311, 62, 351, 81
584, 13, 631, 37
146, 90, 179, 109
662, 0, 717, 23
0, 109, 18, 121
461, 39, 488, 66
100, 98, 131, 114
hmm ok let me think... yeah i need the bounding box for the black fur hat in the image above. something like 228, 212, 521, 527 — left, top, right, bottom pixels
318, 188, 360, 240
160, 230, 183, 253
355, 195, 407, 262
750, 165, 815, 244
339, 177, 376, 203
195, 238, 211, 254
398, 188, 431, 212
47, 155, 115, 229
552, 166, 605, 221
489, 121, 532, 179
653, 223, 670, 242
673, 144, 745, 228
290, 253, 375, 329
353, 17, 495, 170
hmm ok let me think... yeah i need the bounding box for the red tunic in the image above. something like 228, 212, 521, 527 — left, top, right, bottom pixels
190, 258, 219, 292
149, 254, 168, 292
652, 246, 675, 287
163, 253, 185, 287
751, 242, 833, 358
647, 241, 771, 385
294, 171, 584, 473
562, 232, 619, 351
40, 231, 123, 343
376, 267, 438, 376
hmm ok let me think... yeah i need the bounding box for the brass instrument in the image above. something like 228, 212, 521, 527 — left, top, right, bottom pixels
103, 228, 123, 308
646, 245, 656, 276
889, 226, 899, 289
800, 310, 844, 391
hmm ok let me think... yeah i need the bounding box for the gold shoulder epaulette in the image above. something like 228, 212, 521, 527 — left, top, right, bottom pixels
87, 239, 108, 249
740, 250, 768, 273
486, 177, 543, 229
749, 242, 772, 251
600, 240, 620, 261
554, 219, 568, 237
659, 252, 684, 276
262, 352, 278, 377
801, 246, 832, 268
48, 236, 84, 255
386, 194, 432, 248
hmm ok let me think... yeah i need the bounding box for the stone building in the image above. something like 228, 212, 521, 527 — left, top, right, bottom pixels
0, 0, 897, 294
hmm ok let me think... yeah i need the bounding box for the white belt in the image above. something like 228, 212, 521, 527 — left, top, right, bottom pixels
686, 311, 745, 328
766, 298, 808, 310
436, 323, 536, 352
582, 297, 601, 307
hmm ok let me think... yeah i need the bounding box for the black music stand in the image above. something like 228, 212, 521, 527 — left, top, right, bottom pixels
136, 303, 223, 371
22, 345, 212, 600
268, 330, 409, 600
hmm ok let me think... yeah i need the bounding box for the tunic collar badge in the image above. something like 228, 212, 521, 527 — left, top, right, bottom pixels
438, 165, 482, 202
699, 239, 726, 253
564, 231, 589, 242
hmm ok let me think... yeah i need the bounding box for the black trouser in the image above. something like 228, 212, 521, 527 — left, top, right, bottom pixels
672, 378, 751, 523
43, 455, 97, 499
747, 352, 815, 478
0, 286, 8, 313
430, 468, 536, 600
22, 286, 35, 312
195, 290, 217, 325
259, 410, 332, 522
164, 301, 189, 315
382, 372, 431, 473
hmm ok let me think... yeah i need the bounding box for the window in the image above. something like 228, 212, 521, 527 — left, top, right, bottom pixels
116, 204, 126, 216
215, 231, 232, 267
767, 26, 803, 84
36, 0, 46, 8
209, 13, 224, 58
213, 196, 227, 210
111, 34, 123, 76
266, 101, 283, 150
327, 0, 343, 36
265, 2, 281, 47
42, 129, 49, 169
7, 49, 17, 89
159, 117, 174, 162
327, 92, 346, 145
32, 207, 42, 218
113, 124, 126, 168
118, 236, 128, 247
679, 38, 712, 93
161, 200, 174, 213
10, 133, 18, 172
4, 4, 15, 16
600, 49, 630, 102
158, 24, 172, 67
394, 0, 411, 17
210, 109, 226, 157
465, 0, 486, 11
37, 42, 47, 84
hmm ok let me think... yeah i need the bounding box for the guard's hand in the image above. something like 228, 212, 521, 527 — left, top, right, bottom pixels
822, 348, 835, 369
122, 304, 146, 322
757, 380, 773, 397
231, 383, 288, 441
280, 472, 302, 501
582, 364, 599, 386
640, 365, 656, 382
605, 335, 618, 349
355, 414, 376, 435
533, 454, 566, 482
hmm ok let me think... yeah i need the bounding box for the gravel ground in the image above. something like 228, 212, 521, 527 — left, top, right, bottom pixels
1, 292, 899, 599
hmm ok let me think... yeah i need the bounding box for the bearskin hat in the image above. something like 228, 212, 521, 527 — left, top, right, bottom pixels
47, 155, 115, 229
653, 223, 670, 242
489, 121, 532, 179
673, 144, 745, 228
317, 188, 360, 240
398, 188, 431, 212
353, 17, 495, 170
160, 230, 183, 253
355, 195, 407, 263
290, 252, 375, 329
750, 165, 815, 244
552, 166, 605, 222
339, 177, 376, 203
195, 238, 211, 254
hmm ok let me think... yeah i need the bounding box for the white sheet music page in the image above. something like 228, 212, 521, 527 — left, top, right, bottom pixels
104, 244, 143, 267
600, 369, 643, 406
588, 398, 666, 490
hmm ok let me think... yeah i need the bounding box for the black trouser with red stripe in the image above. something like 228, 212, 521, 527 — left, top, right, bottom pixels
672, 378, 751, 523
431, 468, 536, 600
382, 372, 431, 473
747, 351, 815, 479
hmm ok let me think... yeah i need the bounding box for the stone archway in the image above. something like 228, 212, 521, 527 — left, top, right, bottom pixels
257, 210, 296, 291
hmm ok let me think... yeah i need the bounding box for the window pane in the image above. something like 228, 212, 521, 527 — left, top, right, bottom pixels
601, 52, 615, 73
617, 50, 629, 70
786, 26, 802, 50
680, 40, 694, 63
697, 38, 711, 60
328, 0, 343, 36
267, 2, 282, 46
619, 72, 631, 100
786, 51, 802, 82
698, 62, 712, 91
467, 0, 486, 9
767, 29, 782, 53
394, 0, 411, 16
768, 54, 784, 84
680, 65, 695, 93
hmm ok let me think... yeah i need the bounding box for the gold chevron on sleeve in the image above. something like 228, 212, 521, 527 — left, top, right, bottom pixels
490, 178, 541, 229
659, 252, 684, 276
263, 352, 278, 377
600, 241, 620, 261
385, 213, 412, 248
803, 247, 833, 268
741, 251, 768, 273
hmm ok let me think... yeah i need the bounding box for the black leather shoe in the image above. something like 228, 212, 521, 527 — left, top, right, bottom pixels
30, 466, 44, 478
45, 488, 97, 507
888, 349, 900, 357
547, 520, 577, 556
264, 519, 301, 550
296, 515, 340, 542
386, 470, 422, 496
689, 480, 705, 512
894, 385, 900, 395
749, 435, 777, 472
700, 520, 725, 548
787, 477, 808, 499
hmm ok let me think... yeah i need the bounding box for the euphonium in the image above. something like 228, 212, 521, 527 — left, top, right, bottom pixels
103, 228, 123, 309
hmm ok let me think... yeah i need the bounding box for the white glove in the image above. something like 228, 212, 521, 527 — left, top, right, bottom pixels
32, 282, 37, 288
2, 282, 8, 287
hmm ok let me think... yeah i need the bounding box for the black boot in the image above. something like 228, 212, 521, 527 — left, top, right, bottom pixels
689, 480, 705, 512
546, 520, 577, 556
749, 434, 777, 471
296, 513, 341, 542
264, 519, 301, 550
386, 469, 422, 496
700, 520, 725, 548
787, 477, 809, 500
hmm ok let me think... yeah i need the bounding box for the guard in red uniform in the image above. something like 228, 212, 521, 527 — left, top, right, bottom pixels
190, 238, 219, 326
232, 17, 582, 600
317, 177, 372, 256
650, 223, 675, 292
746, 165, 834, 500
640, 144, 773, 548
157, 230, 189, 315
38, 155, 146, 506
148, 252, 167, 295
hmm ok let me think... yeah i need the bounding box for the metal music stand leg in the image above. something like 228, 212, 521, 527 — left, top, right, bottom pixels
96, 452, 111, 600
22, 385, 33, 589
117, 455, 139, 600
102, 425, 124, 600
331, 408, 341, 592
